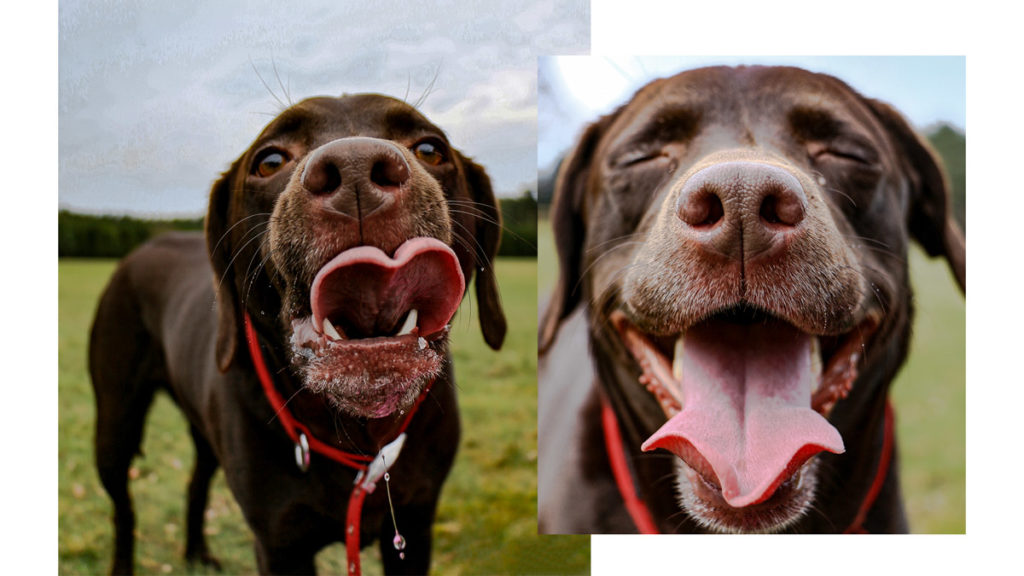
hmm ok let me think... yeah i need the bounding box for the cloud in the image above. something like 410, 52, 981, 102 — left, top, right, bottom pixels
59, 0, 589, 215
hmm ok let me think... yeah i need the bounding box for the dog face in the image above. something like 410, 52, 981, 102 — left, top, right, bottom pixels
206, 94, 505, 419
542, 66, 964, 533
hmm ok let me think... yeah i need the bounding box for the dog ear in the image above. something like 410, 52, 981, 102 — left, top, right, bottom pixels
869, 99, 966, 293
539, 114, 616, 352
205, 162, 244, 372
458, 154, 507, 350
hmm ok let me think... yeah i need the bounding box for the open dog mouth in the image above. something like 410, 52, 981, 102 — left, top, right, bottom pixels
289, 237, 465, 418
610, 306, 879, 531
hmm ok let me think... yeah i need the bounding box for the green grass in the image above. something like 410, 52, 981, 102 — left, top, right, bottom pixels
889, 248, 966, 533
58, 257, 590, 574
536, 216, 966, 534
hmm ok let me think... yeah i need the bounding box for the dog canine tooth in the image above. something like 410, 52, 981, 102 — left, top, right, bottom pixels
810, 337, 822, 382
323, 317, 343, 341
672, 335, 685, 382
397, 309, 418, 336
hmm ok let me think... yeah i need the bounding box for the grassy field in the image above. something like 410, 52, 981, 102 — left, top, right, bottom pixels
58, 257, 590, 574
886, 247, 967, 533
538, 214, 966, 534
58, 213, 965, 576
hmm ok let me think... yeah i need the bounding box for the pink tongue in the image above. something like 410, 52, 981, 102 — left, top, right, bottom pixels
641, 320, 844, 507
310, 238, 465, 337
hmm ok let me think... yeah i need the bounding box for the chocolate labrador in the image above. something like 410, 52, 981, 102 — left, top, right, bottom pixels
89, 94, 505, 574
538, 66, 965, 534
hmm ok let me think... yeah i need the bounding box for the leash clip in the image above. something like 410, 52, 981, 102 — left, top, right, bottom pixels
294, 432, 311, 472
354, 433, 406, 493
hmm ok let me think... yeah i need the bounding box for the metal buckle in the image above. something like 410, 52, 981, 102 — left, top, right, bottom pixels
357, 433, 406, 493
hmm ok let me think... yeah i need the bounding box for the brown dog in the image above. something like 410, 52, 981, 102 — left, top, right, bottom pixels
89, 94, 505, 573
538, 66, 965, 534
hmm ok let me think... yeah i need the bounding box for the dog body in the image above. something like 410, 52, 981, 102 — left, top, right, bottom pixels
90, 94, 505, 573
539, 66, 964, 534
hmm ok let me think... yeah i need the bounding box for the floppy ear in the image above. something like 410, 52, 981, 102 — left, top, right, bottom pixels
458, 154, 507, 350
205, 162, 244, 372
869, 99, 966, 293
539, 114, 616, 352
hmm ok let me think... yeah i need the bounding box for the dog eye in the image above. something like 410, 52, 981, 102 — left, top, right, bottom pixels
816, 149, 871, 165
413, 140, 447, 166
616, 149, 665, 168
253, 149, 289, 177
809, 139, 877, 167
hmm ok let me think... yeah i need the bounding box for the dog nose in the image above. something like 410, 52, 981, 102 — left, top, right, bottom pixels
301, 137, 411, 218
675, 161, 807, 259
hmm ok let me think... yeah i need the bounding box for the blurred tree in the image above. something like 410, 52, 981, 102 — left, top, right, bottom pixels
58, 211, 202, 258
927, 124, 966, 233
497, 191, 538, 257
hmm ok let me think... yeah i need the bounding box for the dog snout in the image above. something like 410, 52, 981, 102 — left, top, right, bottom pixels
675, 161, 807, 260
301, 137, 411, 218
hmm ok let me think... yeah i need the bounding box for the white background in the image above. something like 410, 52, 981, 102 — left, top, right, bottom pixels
13, 0, 1019, 572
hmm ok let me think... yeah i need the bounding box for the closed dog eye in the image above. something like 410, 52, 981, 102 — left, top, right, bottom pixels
614, 148, 668, 168
808, 140, 878, 167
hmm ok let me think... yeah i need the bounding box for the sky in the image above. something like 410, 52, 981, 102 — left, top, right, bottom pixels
58, 0, 590, 216
58, 3, 966, 217
539, 55, 966, 172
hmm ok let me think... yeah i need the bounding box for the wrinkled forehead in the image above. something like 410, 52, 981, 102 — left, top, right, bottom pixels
606, 66, 884, 149
250, 94, 448, 149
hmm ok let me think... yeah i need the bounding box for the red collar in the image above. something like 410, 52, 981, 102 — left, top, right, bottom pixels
600, 397, 659, 533
600, 394, 894, 534
243, 311, 431, 574
843, 400, 895, 534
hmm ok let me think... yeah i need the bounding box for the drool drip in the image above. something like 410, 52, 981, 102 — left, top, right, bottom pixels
382, 455, 405, 561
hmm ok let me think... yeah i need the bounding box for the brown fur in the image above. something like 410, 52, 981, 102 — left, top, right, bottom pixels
539, 66, 964, 534
90, 94, 505, 573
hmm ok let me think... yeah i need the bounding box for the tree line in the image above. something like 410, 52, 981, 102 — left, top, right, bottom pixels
58, 192, 537, 258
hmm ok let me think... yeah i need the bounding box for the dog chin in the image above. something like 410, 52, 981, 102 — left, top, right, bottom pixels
674, 459, 819, 534
289, 319, 448, 419
302, 367, 434, 420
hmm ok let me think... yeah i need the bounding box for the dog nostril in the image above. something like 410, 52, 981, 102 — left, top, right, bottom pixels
370, 155, 410, 190
759, 189, 805, 227
303, 162, 342, 196
679, 189, 725, 228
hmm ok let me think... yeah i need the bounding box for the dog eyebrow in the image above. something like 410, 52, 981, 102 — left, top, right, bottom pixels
383, 108, 449, 143
788, 105, 848, 141
252, 109, 313, 147
612, 106, 701, 155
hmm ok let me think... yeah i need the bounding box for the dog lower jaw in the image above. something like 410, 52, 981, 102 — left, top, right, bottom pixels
675, 459, 819, 534
290, 317, 449, 419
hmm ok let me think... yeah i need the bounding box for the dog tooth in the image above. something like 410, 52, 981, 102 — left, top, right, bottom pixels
397, 309, 418, 336
323, 317, 343, 341
672, 335, 685, 382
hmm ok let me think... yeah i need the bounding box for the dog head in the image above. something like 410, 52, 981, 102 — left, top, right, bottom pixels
541, 66, 964, 532
207, 94, 506, 418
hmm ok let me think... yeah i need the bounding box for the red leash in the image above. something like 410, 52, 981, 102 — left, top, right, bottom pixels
244, 312, 430, 575
600, 394, 894, 534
